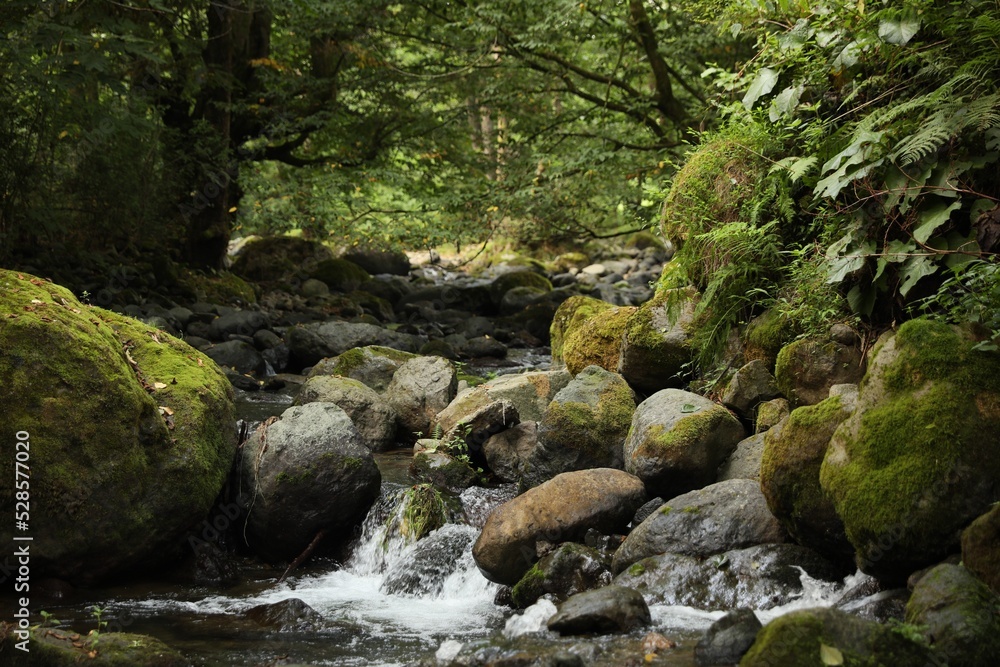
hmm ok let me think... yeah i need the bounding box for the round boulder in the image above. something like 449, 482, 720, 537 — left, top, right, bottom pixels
617, 287, 698, 392
0, 271, 237, 584
385, 355, 458, 436
295, 375, 398, 451
240, 402, 381, 562
623, 389, 744, 498
547, 586, 650, 636
775, 335, 865, 408
472, 468, 646, 585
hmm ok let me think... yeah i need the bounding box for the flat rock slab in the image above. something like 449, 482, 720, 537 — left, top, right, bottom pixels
547, 585, 651, 635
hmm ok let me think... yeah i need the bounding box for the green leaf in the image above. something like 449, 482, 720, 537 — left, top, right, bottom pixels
820, 644, 844, 666
769, 84, 803, 122
878, 17, 920, 45
681, 403, 699, 413
847, 283, 876, 317
885, 239, 916, 263
913, 200, 961, 244
899, 256, 938, 296
769, 155, 817, 182
742, 68, 779, 111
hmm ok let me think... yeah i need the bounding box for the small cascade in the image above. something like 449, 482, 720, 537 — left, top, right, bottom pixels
459, 483, 518, 528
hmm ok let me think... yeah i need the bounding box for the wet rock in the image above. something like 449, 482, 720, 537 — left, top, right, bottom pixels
473, 468, 646, 585
754, 397, 789, 433
3, 627, 188, 666
295, 375, 398, 451
761, 395, 854, 561
483, 421, 539, 483
962, 504, 1000, 594
511, 543, 611, 608
307, 345, 418, 392
623, 389, 744, 498
612, 479, 786, 574
209, 310, 270, 340
224, 368, 263, 391
717, 432, 764, 482
0, 271, 236, 584
775, 335, 865, 408
386, 355, 458, 436
820, 320, 1000, 580
461, 335, 508, 359
617, 287, 698, 393
741, 607, 933, 666
245, 598, 324, 632
547, 586, 650, 635
411, 449, 478, 493
239, 403, 380, 562
836, 587, 910, 623
524, 366, 636, 488
694, 608, 762, 666
720, 359, 780, 419
382, 524, 476, 596
287, 321, 425, 369
253, 328, 283, 350
342, 247, 410, 276
204, 339, 269, 376
614, 543, 840, 610
905, 563, 1000, 667
631, 497, 665, 527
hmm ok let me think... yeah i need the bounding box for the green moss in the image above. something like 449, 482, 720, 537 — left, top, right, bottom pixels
562, 306, 635, 374
511, 563, 547, 608
682, 505, 700, 514
550, 295, 615, 363
12, 627, 187, 666
625, 231, 667, 251
820, 319, 1000, 574
397, 483, 450, 540
620, 288, 696, 376
642, 407, 730, 454
745, 309, 796, 367
490, 270, 553, 305
327, 345, 418, 377
659, 505, 673, 515
552, 252, 590, 273
311, 258, 371, 292
627, 562, 646, 576
179, 268, 258, 304
0, 270, 236, 584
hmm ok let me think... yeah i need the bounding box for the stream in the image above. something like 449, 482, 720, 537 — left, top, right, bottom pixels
38, 389, 873, 666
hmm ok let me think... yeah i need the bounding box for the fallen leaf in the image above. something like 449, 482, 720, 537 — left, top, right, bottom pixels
197, 357, 204, 367
681, 403, 698, 413
40, 317, 53, 323
30, 278, 44, 286
159, 406, 174, 416
88, 650, 98, 658
16, 273, 25, 280
30, 299, 43, 304
153, 382, 168, 390
820, 644, 844, 666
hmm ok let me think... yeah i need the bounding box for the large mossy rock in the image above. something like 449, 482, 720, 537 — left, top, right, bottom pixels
294, 375, 398, 451
230, 236, 334, 283
760, 394, 855, 561
623, 389, 744, 499
562, 305, 636, 375
524, 366, 636, 488
775, 336, 865, 408
550, 295, 614, 365
307, 345, 418, 392
739, 607, 933, 667
905, 563, 1000, 667
0, 271, 236, 584
240, 402, 381, 562
612, 479, 786, 574
310, 257, 371, 292
472, 468, 645, 585
820, 320, 1000, 579
2, 626, 187, 666
617, 287, 698, 392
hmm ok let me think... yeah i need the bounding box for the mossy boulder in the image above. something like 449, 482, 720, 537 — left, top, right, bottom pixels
1, 626, 187, 666
178, 268, 257, 305
549, 295, 615, 364
0, 271, 237, 584
510, 542, 610, 609
617, 288, 698, 392
623, 389, 745, 499
307, 345, 418, 392
310, 257, 371, 292
755, 397, 790, 433
525, 366, 636, 488
775, 336, 865, 408
562, 306, 636, 375
230, 236, 334, 283
489, 270, 553, 307
624, 231, 667, 251
341, 247, 411, 276
820, 320, 1000, 580
739, 607, 933, 667
743, 309, 797, 368
761, 394, 855, 561
962, 504, 1000, 595
905, 563, 1000, 667
239, 402, 380, 562
552, 252, 591, 273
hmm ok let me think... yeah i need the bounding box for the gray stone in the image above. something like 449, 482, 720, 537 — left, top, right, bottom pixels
483, 421, 538, 483
209, 310, 270, 341
721, 359, 781, 418
385, 356, 457, 435
617, 288, 698, 393
204, 339, 268, 376
295, 375, 398, 451
300, 278, 330, 298
240, 403, 381, 562
307, 345, 417, 392
775, 336, 865, 408
717, 432, 765, 482
461, 335, 508, 359
287, 321, 426, 368
612, 479, 786, 574
547, 586, 650, 635
245, 598, 324, 632
623, 389, 744, 498
510, 542, 611, 609
694, 609, 762, 666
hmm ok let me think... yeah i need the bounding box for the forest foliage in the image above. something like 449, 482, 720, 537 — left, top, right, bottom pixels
2, 0, 999, 347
